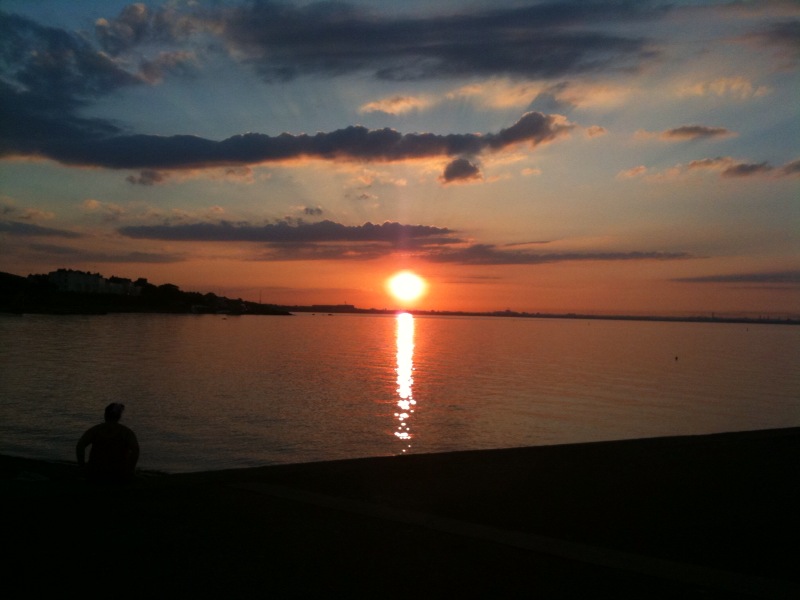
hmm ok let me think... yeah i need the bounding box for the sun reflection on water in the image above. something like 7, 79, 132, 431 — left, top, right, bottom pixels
394, 312, 416, 452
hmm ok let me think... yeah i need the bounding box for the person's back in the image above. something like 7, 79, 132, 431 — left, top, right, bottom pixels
77, 403, 139, 483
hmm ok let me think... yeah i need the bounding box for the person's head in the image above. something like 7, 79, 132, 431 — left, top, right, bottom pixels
104, 403, 125, 423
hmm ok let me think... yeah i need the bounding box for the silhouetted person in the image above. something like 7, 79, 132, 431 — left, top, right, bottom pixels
76, 403, 139, 483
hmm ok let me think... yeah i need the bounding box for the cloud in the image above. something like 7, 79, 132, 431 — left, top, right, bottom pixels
529, 80, 634, 111
447, 81, 546, 110
424, 244, 692, 265
73, 1, 663, 85
616, 165, 648, 179
218, 1, 659, 82
687, 157, 736, 171
0, 200, 55, 221
359, 95, 433, 115
94, 3, 152, 55
674, 271, 800, 285
0, 11, 142, 110
781, 159, 800, 176
677, 76, 770, 100
126, 166, 258, 186
347, 167, 407, 189
624, 157, 800, 181
115, 217, 698, 267
118, 220, 459, 246
585, 125, 607, 138
82, 199, 127, 222
5, 5, 613, 182
720, 162, 773, 178
249, 243, 408, 262
0, 220, 82, 238
138, 51, 197, 84
126, 170, 170, 186
96, 250, 185, 264
660, 125, 734, 141
28, 243, 184, 264
440, 158, 482, 184
741, 19, 800, 63
2, 110, 574, 178
94, 3, 195, 55
0, 12, 135, 163
687, 157, 774, 178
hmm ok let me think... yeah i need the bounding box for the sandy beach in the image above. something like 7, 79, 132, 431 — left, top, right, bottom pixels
3, 428, 798, 598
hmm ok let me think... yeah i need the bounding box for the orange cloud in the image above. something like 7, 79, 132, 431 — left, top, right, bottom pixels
359, 95, 433, 115
677, 76, 770, 99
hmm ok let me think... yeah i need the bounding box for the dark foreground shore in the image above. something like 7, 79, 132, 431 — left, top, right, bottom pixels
3, 428, 799, 598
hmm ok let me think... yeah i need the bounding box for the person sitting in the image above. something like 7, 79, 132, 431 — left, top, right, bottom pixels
76, 403, 139, 483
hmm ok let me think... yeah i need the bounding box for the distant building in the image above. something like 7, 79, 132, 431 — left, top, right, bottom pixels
42, 269, 142, 296
108, 276, 139, 295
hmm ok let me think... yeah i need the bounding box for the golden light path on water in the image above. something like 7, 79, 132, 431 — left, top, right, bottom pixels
394, 312, 416, 452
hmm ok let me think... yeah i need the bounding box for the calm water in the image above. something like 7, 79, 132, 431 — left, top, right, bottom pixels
1, 312, 798, 473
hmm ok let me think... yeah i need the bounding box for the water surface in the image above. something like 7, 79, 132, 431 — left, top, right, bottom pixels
1, 312, 797, 472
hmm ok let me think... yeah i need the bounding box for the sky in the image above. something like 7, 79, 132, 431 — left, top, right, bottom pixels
0, 0, 798, 315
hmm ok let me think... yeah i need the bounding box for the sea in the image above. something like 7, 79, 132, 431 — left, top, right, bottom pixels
1, 312, 798, 473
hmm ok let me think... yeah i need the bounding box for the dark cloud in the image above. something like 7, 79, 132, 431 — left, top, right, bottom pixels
0, 12, 141, 107
721, 161, 773, 178
0, 220, 82, 238
0, 79, 121, 159
94, 3, 152, 55
138, 51, 197, 84
0, 10, 194, 170
674, 271, 800, 285
2, 0, 660, 126
780, 159, 800, 176
220, 1, 659, 82
252, 243, 405, 262
303, 207, 323, 216
441, 158, 482, 183
745, 19, 800, 60
27, 243, 184, 264
687, 157, 799, 178
0, 11, 132, 159
90, 250, 185, 264
26, 243, 79, 256
27, 1, 662, 84
661, 125, 733, 140
118, 220, 458, 245
94, 3, 196, 55
2, 111, 573, 173
126, 170, 170, 186
425, 244, 692, 265
4, 5, 594, 178
116, 218, 694, 266
527, 82, 575, 113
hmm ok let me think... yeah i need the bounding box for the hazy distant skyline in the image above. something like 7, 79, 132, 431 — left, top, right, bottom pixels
1, 0, 798, 314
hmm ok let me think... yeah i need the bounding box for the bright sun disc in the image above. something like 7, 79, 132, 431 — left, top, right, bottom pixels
387, 271, 427, 303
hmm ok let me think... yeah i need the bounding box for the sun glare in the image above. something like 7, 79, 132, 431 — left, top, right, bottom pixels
387, 271, 427, 303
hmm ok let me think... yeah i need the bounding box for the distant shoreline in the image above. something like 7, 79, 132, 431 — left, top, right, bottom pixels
4, 303, 798, 325
285, 305, 800, 326
2, 269, 797, 325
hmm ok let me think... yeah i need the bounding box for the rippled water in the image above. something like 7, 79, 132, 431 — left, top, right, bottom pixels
1, 312, 797, 472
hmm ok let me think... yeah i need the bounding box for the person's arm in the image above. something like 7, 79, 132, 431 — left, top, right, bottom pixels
128, 431, 140, 471
76, 427, 95, 467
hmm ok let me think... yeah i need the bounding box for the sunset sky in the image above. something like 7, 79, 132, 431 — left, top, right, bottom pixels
1, 0, 798, 315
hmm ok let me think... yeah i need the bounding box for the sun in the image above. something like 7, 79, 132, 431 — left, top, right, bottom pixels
387, 271, 427, 303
